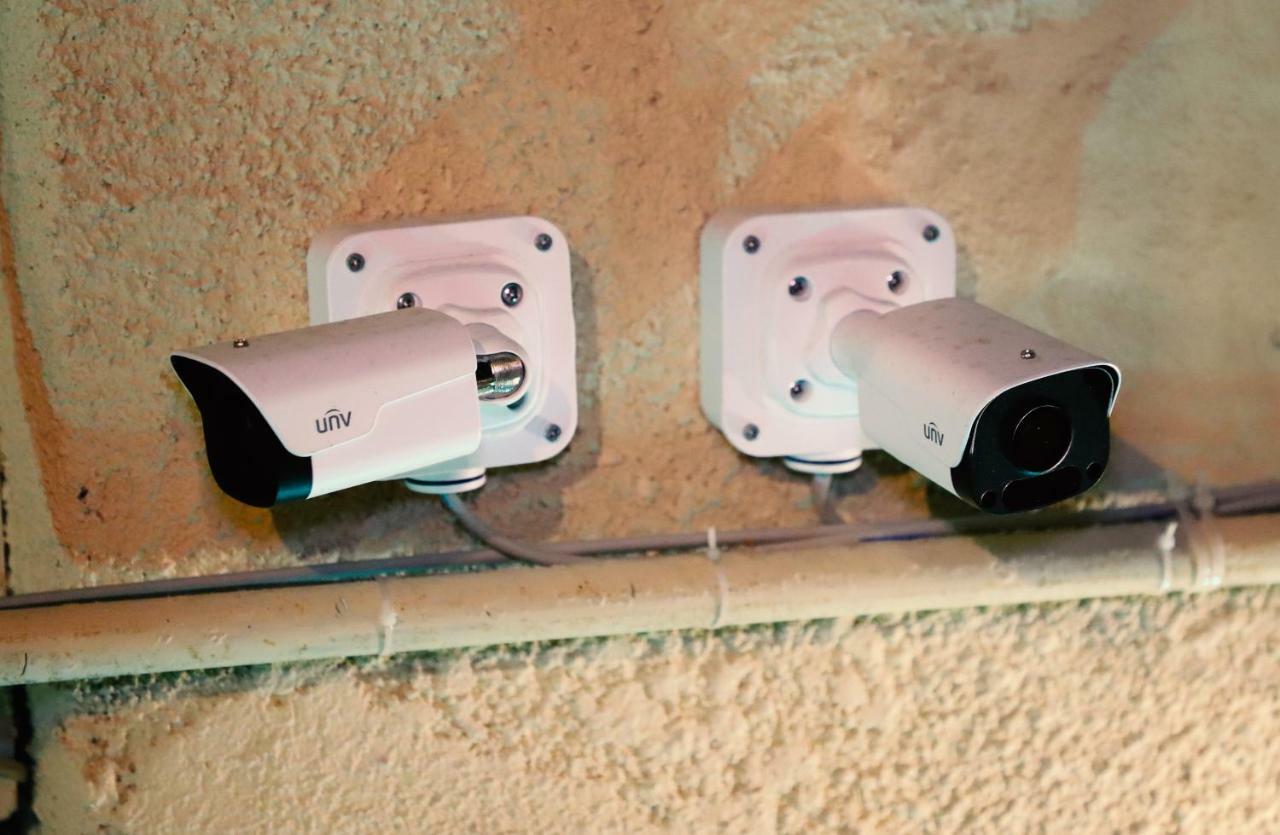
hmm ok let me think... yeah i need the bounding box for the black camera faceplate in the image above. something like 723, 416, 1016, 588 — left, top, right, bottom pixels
171, 356, 313, 508
950, 367, 1113, 514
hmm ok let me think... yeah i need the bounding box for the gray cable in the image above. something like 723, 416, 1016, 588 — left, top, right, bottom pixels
440, 494, 591, 566
810, 474, 847, 525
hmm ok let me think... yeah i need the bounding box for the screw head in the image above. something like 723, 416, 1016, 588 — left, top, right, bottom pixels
787, 276, 809, 298
544, 423, 562, 443
232, 338, 249, 348
887, 270, 905, 293
789, 380, 808, 400
396, 293, 417, 310
743, 235, 761, 254
501, 282, 524, 307
742, 423, 760, 441
535, 233, 554, 251
922, 225, 940, 243
1020, 348, 1037, 359
346, 252, 366, 272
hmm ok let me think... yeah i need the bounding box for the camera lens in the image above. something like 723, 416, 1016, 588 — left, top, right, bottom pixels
1006, 404, 1072, 473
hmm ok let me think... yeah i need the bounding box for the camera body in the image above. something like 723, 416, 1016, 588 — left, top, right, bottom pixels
172, 308, 503, 507
831, 301, 1120, 513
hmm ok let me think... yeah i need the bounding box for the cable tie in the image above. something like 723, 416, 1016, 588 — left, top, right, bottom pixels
375, 577, 399, 656
1156, 520, 1177, 592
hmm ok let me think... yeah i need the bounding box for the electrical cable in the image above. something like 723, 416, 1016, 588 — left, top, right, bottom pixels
1, 480, 1278, 611
440, 493, 591, 566
810, 474, 847, 525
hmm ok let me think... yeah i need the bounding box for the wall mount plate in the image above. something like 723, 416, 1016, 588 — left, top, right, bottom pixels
307, 216, 577, 492
700, 206, 955, 474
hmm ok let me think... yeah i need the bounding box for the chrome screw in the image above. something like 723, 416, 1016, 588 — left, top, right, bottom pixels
545, 423, 562, 442
887, 270, 905, 293
1020, 348, 1037, 359
922, 225, 940, 243
396, 293, 417, 309
535, 233, 554, 251
743, 235, 761, 254
346, 253, 365, 272
788, 276, 809, 298
790, 380, 808, 400
501, 283, 524, 307
743, 423, 760, 441
232, 338, 249, 348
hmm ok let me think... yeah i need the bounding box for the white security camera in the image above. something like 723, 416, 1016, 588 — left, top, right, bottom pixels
174, 216, 578, 506
830, 300, 1119, 512
701, 206, 1121, 514
172, 308, 529, 507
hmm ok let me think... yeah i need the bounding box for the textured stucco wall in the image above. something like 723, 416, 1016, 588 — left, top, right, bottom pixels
2, 0, 1279, 831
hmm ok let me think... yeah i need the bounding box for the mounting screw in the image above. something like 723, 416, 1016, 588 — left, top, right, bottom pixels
742, 423, 760, 441
232, 338, 249, 348
346, 252, 366, 272
535, 233, 554, 251
501, 282, 524, 307
1020, 348, 1037, 359
396, 293, 417, 309
789, 380, 808, 400
922, 225, 940, 243
788, 276, 809, 298
887, 270, 905, 293
544, 423, 562, 443
743, 235, 761, 254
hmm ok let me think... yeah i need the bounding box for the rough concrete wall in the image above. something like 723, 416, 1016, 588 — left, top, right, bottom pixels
1, 0, 1279, 831
28, 593, 1280, 833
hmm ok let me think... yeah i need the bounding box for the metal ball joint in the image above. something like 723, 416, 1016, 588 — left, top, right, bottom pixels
887, 270, 905, 293
544, 423, 562, 443
232, 338, 249, 348
1020, 348, 1037, 360
922, 225, 940, 243
346, 252, 365, 272
743, 423, 760, 441
790, 380, 808, 400
743, 235, 761, 254
788, 276, 809, 298
501, 283, 524, 307
396, 293, 417, 310
535, 233, 554, 252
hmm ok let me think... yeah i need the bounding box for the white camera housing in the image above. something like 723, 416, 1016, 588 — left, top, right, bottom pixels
172, 309, 496, 506
831, 300, 1120, 512
173, 216, 577, 507
701, 206, 1121, 513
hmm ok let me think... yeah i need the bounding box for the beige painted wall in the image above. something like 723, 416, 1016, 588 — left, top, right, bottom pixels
1, 0, 1278, 831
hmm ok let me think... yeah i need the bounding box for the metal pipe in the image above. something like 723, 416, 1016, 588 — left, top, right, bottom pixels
1, 513, 1277, 686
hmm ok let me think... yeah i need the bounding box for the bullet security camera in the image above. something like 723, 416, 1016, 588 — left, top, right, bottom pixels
700, 206, 1122, 514
173, 216, 579, 507
172, 309, 528, 507
830, 300, 1119, 513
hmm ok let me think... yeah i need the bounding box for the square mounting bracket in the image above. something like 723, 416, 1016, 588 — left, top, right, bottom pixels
700, 206, 955, 473
307, 215, 576, 492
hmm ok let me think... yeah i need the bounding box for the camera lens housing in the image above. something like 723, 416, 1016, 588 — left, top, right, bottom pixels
950, 368, 1114, 513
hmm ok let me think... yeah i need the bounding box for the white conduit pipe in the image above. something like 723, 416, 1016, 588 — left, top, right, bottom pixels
0, 513, 1277, 686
